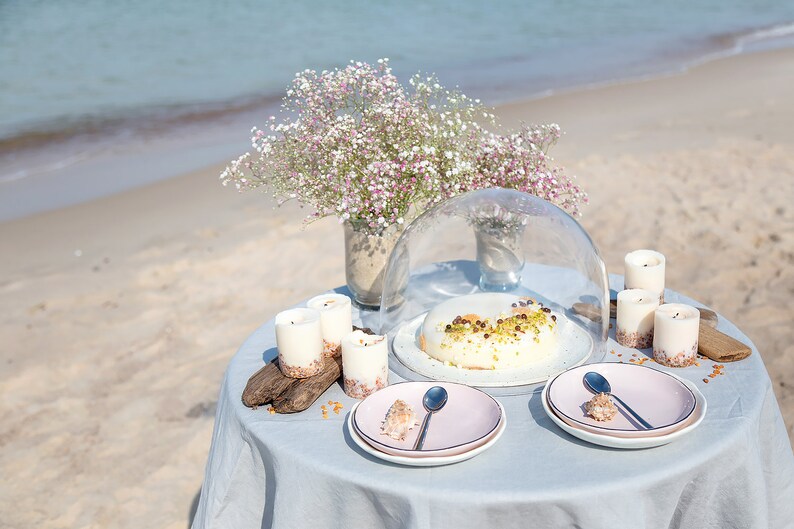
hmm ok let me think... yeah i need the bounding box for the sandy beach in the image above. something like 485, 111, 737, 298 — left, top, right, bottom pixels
1, 47, 792, 528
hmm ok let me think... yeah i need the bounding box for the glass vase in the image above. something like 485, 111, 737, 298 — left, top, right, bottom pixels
473, 221, 526, 292
343, 221, 402, 310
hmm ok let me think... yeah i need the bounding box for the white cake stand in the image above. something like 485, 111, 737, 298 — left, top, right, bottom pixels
390, 312, 594, 395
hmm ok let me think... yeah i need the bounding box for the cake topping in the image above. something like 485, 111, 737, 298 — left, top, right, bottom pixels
420, 293, 560, 370
439, 306, 554, 346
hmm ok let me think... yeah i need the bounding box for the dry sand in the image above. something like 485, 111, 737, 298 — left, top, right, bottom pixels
1, 48, 792, 528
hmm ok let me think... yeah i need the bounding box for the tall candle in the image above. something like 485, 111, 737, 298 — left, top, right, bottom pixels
341, 330, 388, 399
624, 249, 666, 303
274, 308, 324, 378
616, 289, 659, 348
652, 304, 700, 367
306, 293, 353, 357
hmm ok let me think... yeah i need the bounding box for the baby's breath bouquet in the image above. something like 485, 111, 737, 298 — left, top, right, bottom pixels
220, 59, 490, 236
466, 124, 588, 220
221, 58, 587, 305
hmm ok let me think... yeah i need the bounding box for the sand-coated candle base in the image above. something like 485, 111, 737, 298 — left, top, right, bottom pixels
653, 344, 697, 367
278, 355, 323, 379
322, 340, 342, 358
616, 328, 654, 349
343, 376, 386, 399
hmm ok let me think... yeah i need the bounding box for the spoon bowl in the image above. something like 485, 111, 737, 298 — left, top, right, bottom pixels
583, 371, 612, 394
583, 371, 653, 429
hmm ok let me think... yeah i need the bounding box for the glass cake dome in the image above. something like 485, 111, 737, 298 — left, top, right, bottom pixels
379, 188, 609, 394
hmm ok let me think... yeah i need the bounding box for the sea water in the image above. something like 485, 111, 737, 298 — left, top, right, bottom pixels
1, 0, 793, 219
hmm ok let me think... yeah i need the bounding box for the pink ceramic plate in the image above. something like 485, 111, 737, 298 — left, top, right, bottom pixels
546, 363, 696, 438
353, 381, 502, 458
546, 391, 700, 439
348, 402, 507, 466
541, 377, 707, 449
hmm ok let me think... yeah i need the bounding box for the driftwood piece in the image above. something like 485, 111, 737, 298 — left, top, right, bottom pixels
241, 355, 341, 411
242, 360, 296, 408
272, 356, 343, 413
698, 325, 752, 362
697, 308, 718, 329
241, 326, 375, 412
572, 302, 605, 322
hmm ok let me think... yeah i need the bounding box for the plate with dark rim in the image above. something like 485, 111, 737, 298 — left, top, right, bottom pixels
546, 362, 696, 438
353, 381, 502, 457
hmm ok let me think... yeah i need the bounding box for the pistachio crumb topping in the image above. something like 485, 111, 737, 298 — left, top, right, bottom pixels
437, 308, 553, 345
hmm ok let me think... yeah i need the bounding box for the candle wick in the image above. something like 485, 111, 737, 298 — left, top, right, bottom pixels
674, 313, 679, 318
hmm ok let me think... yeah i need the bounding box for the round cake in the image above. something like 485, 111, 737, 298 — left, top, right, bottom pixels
419, 293, 558, 369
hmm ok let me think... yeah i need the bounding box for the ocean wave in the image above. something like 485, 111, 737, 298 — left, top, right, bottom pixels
0, 92, 283, 158
0, 151, 92, 184
0, 92, 284, 184
736, 21, 794, 48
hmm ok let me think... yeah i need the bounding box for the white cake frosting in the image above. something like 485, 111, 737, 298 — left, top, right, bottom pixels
420, 293, 558, 370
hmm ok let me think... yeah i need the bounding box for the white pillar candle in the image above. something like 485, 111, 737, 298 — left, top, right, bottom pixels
306, 293, 353, 358
652, 304, 700, 367
616, 289, 659, 348
341, 330, 389, 399
275, 308, 324, 378
624, 249, 666, 303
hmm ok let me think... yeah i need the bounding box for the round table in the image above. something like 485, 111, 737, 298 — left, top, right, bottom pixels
192, 276, 794, 529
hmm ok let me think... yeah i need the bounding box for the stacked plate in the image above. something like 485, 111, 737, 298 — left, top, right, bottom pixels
348, 381, 506, 466
542, 363, 707, 449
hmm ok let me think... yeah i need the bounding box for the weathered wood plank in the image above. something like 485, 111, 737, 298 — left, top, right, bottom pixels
271, 356, 343, 413
241, 360, 295, 408
698, 324, 752, 362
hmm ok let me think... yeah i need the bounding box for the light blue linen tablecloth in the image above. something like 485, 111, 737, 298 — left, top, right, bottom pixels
192, 276, 794, 529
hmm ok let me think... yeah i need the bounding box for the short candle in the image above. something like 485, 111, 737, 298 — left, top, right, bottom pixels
274, 308, 324, 378
624, 249, 666, 303
652, 303, 700, 367
341, 330, 389, 399
616, 288, 659, 348
306, 293, 353, 358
